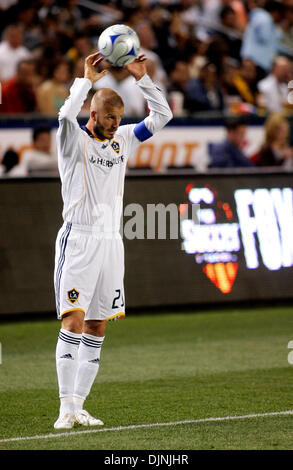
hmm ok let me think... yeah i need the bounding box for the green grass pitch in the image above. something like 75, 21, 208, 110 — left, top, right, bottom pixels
0, 306, 293, 450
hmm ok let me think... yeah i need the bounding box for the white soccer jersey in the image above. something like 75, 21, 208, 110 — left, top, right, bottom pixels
56, 74, 173, 230
54, 73, 172, 320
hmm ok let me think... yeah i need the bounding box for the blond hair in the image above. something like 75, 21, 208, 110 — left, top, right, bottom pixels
263, 112, 289, 147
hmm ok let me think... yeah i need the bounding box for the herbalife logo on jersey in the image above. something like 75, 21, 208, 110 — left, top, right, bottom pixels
89, 155, 124, 168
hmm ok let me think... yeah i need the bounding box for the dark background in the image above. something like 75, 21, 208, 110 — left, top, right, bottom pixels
1, 171, 293, 315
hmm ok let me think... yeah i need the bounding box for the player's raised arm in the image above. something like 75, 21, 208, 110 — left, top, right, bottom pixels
84, 52, 108, 84
58, 53, 108, 124
126, 55, 173, 141
57, 53, 108, 158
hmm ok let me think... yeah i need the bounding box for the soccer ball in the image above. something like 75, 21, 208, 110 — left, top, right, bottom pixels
98, 24, 140, 67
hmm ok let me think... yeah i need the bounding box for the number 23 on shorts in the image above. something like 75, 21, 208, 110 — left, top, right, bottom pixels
112, 289, 125, 309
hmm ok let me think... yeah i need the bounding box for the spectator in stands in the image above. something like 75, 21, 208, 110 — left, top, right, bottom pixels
185, 61, 224, 113
37, 14, 67, 78
136, 20, 168, 92
36, 59, 71, 115
220, 5, 239, 31
148, 3, 185, 74
37, 0, 58, 22
257, 56, 293, 113
66, 34, 96, 66
169, 8, 195, 60
230, 0, 248, 31
202, 35, 230, 73
197, 0, 247, 38
8, 125, 58, 177
0, 59, 38, 114
241, 0, 289, 81
217, 5, 242, 60
1, 0, 293, 124
237, 59, 258, 102
168, 60, 190, 94
0, 148, 19, 175
16, 5, 43, 52
220, 58, 240, 101
40, 11, 73, 59
167, 60, 190, 115
0, 24, 31, 82
281, 4, 293, 51
179, 0, 201, 31
221, 58, 258, 109
56, 0, 84, 35
208, 118, 254, 167
253, 113, 293, 166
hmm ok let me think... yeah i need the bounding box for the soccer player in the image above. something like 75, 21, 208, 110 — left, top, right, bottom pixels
53, 52, 173, 429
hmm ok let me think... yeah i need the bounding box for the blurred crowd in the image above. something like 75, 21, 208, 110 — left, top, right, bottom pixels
1, 0, 293, 174
0, 0, 293, 117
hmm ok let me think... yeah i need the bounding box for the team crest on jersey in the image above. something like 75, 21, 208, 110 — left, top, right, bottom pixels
67, 288, 80, 304
111, 141, 120, 154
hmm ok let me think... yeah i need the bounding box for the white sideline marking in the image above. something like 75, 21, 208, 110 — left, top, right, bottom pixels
0, 410, 293, 444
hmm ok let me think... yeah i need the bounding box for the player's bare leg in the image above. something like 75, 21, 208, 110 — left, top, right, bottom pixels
73, 319, 107, 426
84, 319, 107, 337
61, 309, 84, 333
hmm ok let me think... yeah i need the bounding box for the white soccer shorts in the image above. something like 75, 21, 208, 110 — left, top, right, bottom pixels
54, 222, 125, 321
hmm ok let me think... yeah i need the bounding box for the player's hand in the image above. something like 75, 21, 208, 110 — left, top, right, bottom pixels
84, 52, 108, 83
125, 54, 147, 81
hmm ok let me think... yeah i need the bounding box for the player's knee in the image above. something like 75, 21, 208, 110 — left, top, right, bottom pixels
84, 320, 107, 337
61, 309, 84, 334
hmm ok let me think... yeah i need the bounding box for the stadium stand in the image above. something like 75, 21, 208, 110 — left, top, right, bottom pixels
0, 0, 293, 171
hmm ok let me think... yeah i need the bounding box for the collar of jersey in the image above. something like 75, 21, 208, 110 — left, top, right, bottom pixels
81, 125, 108, 142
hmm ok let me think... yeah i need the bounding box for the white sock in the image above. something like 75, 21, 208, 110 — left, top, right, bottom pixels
60, 396, 75, 415
73, 333, 105, 405
73, 395, 84, 413
56, 328, 81, 414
